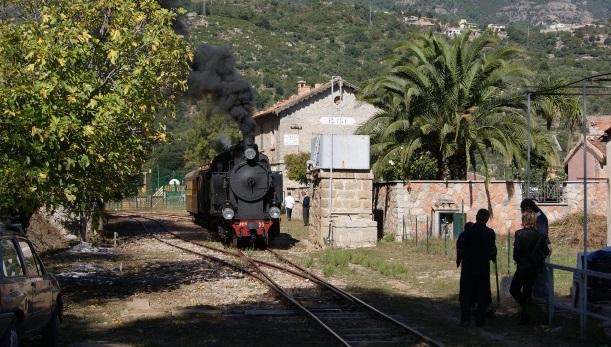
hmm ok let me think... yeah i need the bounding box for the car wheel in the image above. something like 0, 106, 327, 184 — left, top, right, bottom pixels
1, 320, 19, 347
43, 311, 60, 347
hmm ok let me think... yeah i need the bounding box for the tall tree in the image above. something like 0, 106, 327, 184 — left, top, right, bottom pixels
530, 75, 581, 151
0, 0, 191, 227
359, 33, 557, 182
183, 100, 242, 170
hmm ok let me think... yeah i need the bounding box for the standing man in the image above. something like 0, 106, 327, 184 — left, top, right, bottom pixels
456, 209, 497, 327
520, 198, 550, 303
284, 192, 295, 221
302, 194, 310, 226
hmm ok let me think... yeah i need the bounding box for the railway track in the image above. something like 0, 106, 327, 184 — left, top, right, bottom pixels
113, 212, 443, 347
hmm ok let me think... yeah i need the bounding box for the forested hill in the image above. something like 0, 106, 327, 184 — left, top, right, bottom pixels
187, 0, 413, 108
278, 0, 610, 26
181, 0, 610, 110
150, 0, 609, 179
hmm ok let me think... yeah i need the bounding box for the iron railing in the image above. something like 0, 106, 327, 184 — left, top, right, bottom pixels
546, 262, 611, 338
522, 181, 565, 203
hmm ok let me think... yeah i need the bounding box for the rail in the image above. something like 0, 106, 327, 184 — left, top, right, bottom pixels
546, 262, 611, 337
116, 213, 442, 346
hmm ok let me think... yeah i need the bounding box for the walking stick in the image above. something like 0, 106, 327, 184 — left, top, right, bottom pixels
495, 260, 501, 306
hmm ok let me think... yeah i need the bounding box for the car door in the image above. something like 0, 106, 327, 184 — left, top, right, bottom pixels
0, 238, 32, 330
16, 239, 52, 332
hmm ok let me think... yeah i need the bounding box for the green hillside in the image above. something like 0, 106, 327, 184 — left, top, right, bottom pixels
182, 0, 609, 110
276, 0, 610, 25
148, 0, 610, 180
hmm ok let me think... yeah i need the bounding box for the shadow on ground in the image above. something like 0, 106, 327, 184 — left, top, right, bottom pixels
35, 216, 608, 347
24, 285, 609, 347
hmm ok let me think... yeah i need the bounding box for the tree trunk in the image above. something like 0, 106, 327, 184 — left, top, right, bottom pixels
437, 155, 449, 180
79, 211, 94, 241
448, 151, 468, 180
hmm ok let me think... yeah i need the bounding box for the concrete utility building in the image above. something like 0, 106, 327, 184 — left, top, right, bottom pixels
253, 77, 379, 189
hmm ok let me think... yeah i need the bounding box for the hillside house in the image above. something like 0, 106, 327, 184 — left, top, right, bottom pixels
486, 24, 508, 39
445, 19, 481, 39
253, 78, 379, 190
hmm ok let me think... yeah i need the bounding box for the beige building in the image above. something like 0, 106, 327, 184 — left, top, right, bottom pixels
253, 77, 379, 189
563, 116, 611, 180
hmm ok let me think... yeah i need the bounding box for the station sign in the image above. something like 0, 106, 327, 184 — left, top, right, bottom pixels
319, 117, 356, 126
283, 133, 299, 146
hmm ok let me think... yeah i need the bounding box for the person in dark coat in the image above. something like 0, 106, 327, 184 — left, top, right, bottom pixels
520, 198, 550, 302
510, 210, 547, 324
302, 194, 310, 226
456, 209, 497, 327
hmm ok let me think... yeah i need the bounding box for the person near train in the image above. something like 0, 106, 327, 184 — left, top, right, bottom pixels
520, 198, 551, 303
284, 192, 295, 221
302, 194, 310, 226
456, 209, 497, 327
510, 210, 550, 324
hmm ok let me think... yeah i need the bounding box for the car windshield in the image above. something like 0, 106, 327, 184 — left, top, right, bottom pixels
1, 239, 24, 277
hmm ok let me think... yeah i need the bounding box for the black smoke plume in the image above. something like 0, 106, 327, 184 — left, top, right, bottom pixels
188, 44, 256, 138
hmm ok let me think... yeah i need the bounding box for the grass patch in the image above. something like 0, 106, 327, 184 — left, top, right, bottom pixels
301, 256, 314, 268
317, 248, 408, 279
382, 232, 396, 242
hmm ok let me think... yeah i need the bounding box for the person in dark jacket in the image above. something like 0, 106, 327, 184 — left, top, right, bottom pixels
302, 194, 310, 226
510, 210, 546, 324
520, 198, 550, 302
456, 209, 497, 327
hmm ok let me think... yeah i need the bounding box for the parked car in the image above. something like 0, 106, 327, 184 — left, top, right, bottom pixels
0, 222, 63, 347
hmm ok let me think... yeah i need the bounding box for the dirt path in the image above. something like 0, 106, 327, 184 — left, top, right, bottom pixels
36, 213, 607, 346
41, 215, 336, 347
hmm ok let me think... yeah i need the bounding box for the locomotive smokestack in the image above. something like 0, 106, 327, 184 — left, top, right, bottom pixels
244, 135, 255, 148
188, 44, 256, 138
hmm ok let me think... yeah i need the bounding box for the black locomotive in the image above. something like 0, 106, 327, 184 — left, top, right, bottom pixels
186, 136, 282, 247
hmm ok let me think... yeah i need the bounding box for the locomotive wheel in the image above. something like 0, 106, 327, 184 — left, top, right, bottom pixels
254, 235, 268, 250
269, 223, 280, 238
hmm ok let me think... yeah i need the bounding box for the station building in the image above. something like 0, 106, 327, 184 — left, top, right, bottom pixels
253, 77, 379, 190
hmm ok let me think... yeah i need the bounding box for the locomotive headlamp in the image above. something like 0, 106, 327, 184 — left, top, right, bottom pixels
222, 207, 235, 220
269, 207, 281, 219
244, 147, 257, 160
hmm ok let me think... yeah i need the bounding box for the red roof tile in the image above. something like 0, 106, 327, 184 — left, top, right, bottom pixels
254, 78, 357, 119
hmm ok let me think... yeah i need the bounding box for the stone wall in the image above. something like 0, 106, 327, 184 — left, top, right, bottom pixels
374, 179, 609, 238
309, 169, 377, 248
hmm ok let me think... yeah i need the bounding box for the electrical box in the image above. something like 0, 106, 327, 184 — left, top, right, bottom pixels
310, 135, 370, 170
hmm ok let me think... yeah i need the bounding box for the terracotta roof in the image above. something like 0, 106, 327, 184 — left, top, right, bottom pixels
563, 136, 607, 166
254, 78, 358, 119
588, 115, 611, 135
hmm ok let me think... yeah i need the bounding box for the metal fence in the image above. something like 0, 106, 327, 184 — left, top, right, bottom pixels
546, 262, 611, 338
522, 181, 565, 203
106, 185, 186, 211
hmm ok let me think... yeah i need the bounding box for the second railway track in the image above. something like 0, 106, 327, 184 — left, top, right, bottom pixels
116, 212, 443, 347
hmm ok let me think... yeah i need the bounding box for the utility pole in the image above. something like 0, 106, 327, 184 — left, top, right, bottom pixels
202, 0, 206, 16
157, 164, 160, 191
369, 1, 372, 26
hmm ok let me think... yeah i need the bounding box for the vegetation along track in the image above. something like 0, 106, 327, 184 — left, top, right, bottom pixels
113, 212, 442, 347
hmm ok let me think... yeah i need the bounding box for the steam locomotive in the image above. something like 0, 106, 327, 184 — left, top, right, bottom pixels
185, 136, 283, 247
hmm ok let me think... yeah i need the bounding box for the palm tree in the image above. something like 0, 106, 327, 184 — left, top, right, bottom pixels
359, 32, 556, 181
531, 75, 581, 151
